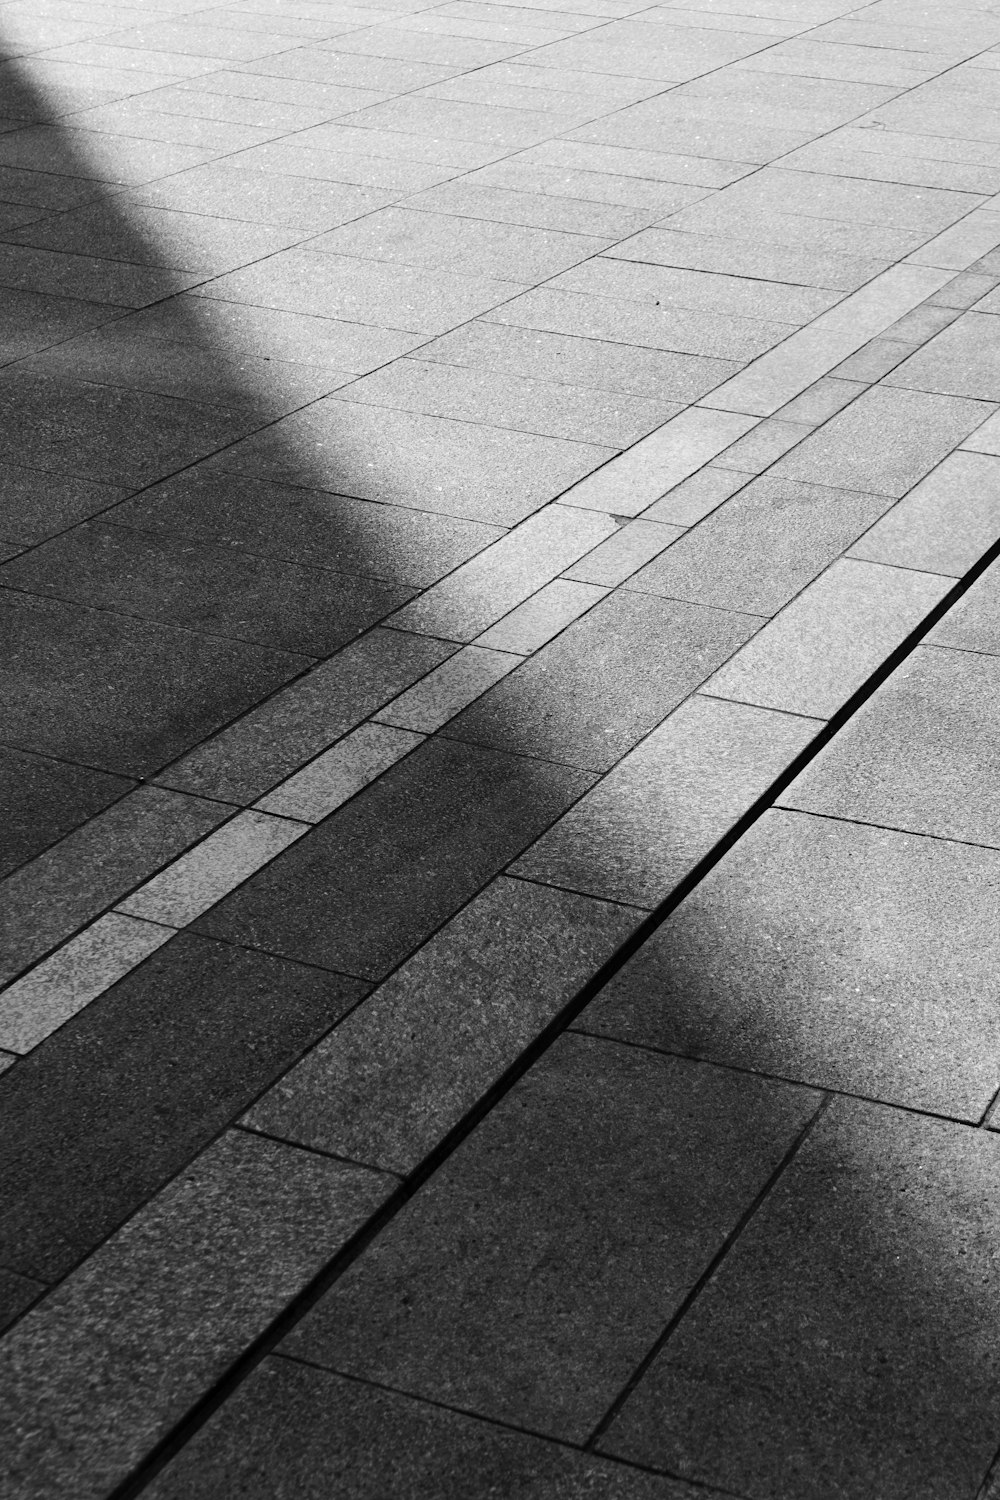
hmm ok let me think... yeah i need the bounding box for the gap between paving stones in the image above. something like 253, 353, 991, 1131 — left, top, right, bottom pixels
102, 492, 1000, 1500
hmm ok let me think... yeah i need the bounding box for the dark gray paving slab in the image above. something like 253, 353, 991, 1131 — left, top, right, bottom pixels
0, 286, 125, 363
0, 461, 128, 545
0, 243, 201, 310
0, 522, 414, 657
770, 386, 995, 497
0, 590, 307, 778
109, 467, 502, 589
513, 696, 820, 908
600, 1099, 1000, 1500
0, 932, 368, 1282
0, 747, 130, 880
195, 739, 592, 979
145, 1354, 730, 1500
158, 628, 455, 804
848, 450, 1000, 577
446, 590, 761, 772
927, 554, 1000, 655
779, 645, 1000, 848
0, 1130, 392, 1500
211, 399, 613, 528
0, 785, 234, 989
581, 809, 1000, 1119
886, 311, 1000, 399
629, 477, 892, 616
0, 1269, 42, 1336
243, 876, 637, 1173
283, 1032, 820, 1441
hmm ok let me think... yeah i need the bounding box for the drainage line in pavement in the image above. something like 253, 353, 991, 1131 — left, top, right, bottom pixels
112, 530, 1000, 1499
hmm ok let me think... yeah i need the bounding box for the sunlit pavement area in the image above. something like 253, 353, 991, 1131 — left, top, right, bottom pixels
5, 0, 1000, 1494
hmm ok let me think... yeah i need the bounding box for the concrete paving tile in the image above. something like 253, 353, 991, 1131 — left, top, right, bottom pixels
712, 418, 813, 474
0, 287, 126, 365
476, 577, 606, 653
641, 466, 752, 527
700, 167, 982, 234
1, 522, 414, 656
927, 556, 1000, 656
112, 467, 501, 589
931, 269, 1000, 309
887, 312, 1000, 400
470, 156, 718, 213
194, 737, 592, 980
238, 49, 459, 92
907, 208, 1000, 270
564, 519, 681, 586
780, 142, 1000, 196
556, 408, 759, 518
780, 645, 1000, 849
828, 338, 916, 383
0, 1270, 40, 1337
283, 1032, 819, 1440
288, 119, 515, 169
158, 628, 454, 804
212, 400, 612, 527
585, 807, 1000, 1118
604, 227, 882, 293
0, 1129, 391, 1500
631, 477, 892, 617
307, 206, 605, 281
120, 83, 339, 131
960, 408, 1000, 457
486, 286, 792, 364
0, 123, 220, 185
223, 139, 460, 190
568, 109, 838, 169
418, 320, 736, 402
256, 722, 424, 822
0, 933, 371, 1282
447, 589, 761, 771
736, 36, 948, 85
0, 243, 198, 310
117, 810, 308, 927
599, 1100, 1000, 1500
336, 358, 678, 446
702, 263, 952, 417
0, 162, 116, 212
848, 451, 1000, 577
323, 24, 533, 66
524, 20, 777, 84
554, 258, 839, 326
197, 248, 524, 335
56, 101, 281, 153
514, 695, 819, 907
390, 504, 614, 640
704, 558, 951, 719
0, 746, 130, 879
770, 386, 995, 498
401, 178, 655, 236
336, 94, 585, 149
0, 785, 234, 990
243, 876, 636, 1170
883, 304, 961, 342
131, 162, 395, 228
0, 912, 174, 1055
668, 197, 924, 263
144, 1356, 723, 1500
94, 20, 307, 60
1, 591, 307, 780
376, 646, 521, 732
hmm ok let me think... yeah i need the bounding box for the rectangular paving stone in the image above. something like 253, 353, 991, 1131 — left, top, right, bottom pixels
0, 1130, 391, 1500
642, 466, 752, 527
0, 1269, 40, 1337
256, 723, 424, 823
582, 808, 1000, 1119
448, 589, 761, 771
0, 913, 174, 1055
769, 386, 995, 497
390, 504, 614, 640
144, 1357, 722, 1500
401, 178, 656, 236
704, 558, 952, 719
376, 646, 521, 733
0, 934, 369, 1283
908, 208, 1000, 269
0, 523, 415, 658
604, 226, 883, 293
0, 287, 125, 365
927, 555, 1000, 656
243, 877, 638, 1173
557, 408, 759, 518
712, 418, 813, 474
281, 1032, 820, 1441
553, 257, 838, 325
476, 578, 607, 654
1, 591, 307, 780
848, 450, 1000, 576
599, 1100, 1000, 1500
132, 163, 394, 229
194, 737, 593, 980
780, 645, 1000, 849
775, 377, 865, 427
828, 337, 915, 383
0, 746, 130, 880
931, 269, 1000, 309
563, 519, 682, 586
157, 629, 456, 804
513, 695, 820, 907
630, 477, 893, 617
886, 311, 1000, 400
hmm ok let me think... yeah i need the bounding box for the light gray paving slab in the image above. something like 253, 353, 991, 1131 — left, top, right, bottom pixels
712, 418, 812, 474
376, 646, 521, 732
552, 258, 840, 326
400, 179, 655, 236
641, 466, 753, 527
256, 724, 425, 824
775, 375, 864, 427
513, 695, 819, 907
886, 312, 1000, 400
931, 269, 999, 309
242, 877, 640, 1173
564, 519, 682, 586
927, 555, 1000, 656
828, 338, 916, 384
604, 227, 883, 292
704, 558, 953, 718
848, 451, 1000, 576
780, 645, 1000, 849
390, 504, 614, 641
469, 156, 717, 212
906, 207, 1000, 269
475, 578, 607, 653
131, 163, 396, 229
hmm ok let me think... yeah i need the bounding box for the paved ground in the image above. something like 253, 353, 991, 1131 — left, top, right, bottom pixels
3, 0, 1000, 1494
